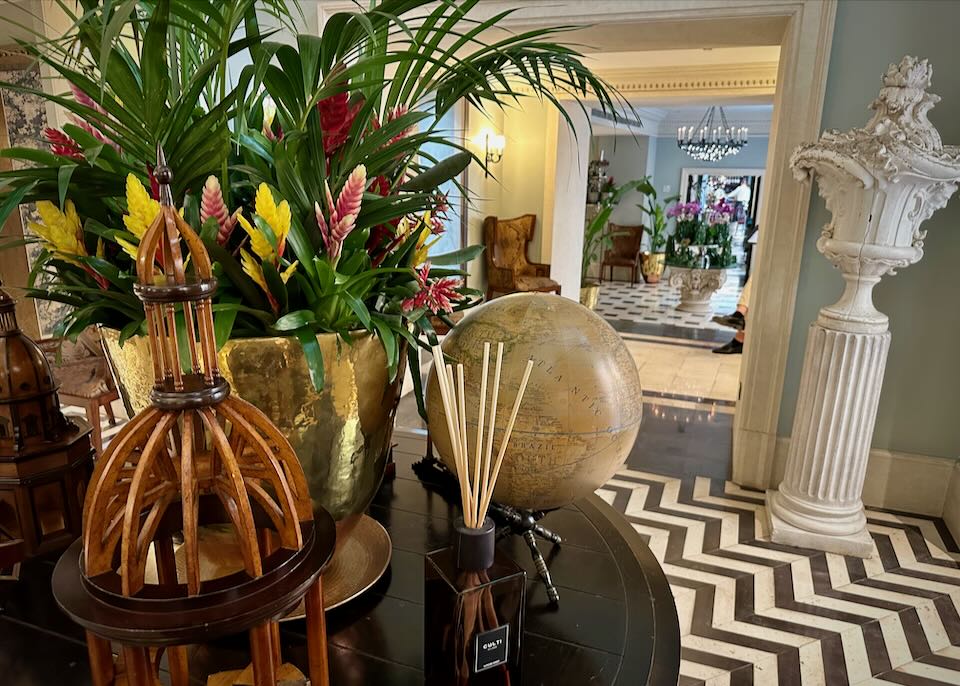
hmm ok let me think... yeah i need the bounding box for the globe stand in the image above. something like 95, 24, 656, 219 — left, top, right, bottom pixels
413, 455, 563, 604
488, 502, 562, 604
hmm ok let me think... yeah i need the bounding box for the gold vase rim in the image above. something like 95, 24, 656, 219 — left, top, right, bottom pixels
102, 326, 376, 343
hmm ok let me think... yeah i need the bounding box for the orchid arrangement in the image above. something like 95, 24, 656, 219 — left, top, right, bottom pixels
664, 200, 737, 270
705, 199, 735, 227
665, 201, 703, 223
0, 0, 621, 392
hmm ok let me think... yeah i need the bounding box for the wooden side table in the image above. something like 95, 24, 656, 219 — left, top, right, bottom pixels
53, 510, 337, 686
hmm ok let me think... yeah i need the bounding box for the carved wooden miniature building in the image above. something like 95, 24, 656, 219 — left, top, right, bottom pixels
53, 154, 335, 686
0, 288, 93, 559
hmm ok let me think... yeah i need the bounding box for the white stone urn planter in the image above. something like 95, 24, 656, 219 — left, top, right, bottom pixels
667, 266, 727, 313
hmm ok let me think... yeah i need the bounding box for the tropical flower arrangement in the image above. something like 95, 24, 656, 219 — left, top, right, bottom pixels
0, 0, 620, 393
665, 200, 737, 269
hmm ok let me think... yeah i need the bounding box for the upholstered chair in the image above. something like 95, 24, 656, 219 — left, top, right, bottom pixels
601, 223, 645, 286
482, 214, 561, 300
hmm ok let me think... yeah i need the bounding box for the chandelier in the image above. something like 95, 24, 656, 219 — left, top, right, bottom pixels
677, 106, 748, 161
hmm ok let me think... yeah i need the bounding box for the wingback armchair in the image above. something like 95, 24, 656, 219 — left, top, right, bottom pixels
601, 223, 645, 286
483, 214, 561, 300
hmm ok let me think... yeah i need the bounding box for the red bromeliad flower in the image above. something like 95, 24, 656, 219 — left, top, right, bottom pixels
146, 164, 160, 201
43, 128, 84, 160
402, 262, 462, 314
430, 192, 450, 235
317, 91, 362, 154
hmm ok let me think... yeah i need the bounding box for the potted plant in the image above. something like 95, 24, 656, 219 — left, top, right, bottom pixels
0, 1, 621, 537
664, 200, 737, 312
580, 179, 646, 308
636, 180, 676, 284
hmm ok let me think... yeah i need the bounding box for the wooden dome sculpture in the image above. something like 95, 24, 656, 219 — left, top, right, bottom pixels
53, 152, 336, 686
0, 287, 93, 561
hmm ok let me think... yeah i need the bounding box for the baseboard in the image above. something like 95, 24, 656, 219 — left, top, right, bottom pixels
944, 463, 960, 543
772, 437, 956, 517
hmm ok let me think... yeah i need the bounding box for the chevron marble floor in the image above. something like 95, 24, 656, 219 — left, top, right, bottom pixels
597, 470, 960, 686
73, 400, 960, 686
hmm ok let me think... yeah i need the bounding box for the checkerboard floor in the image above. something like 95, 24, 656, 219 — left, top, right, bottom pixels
594, 266, 746, 333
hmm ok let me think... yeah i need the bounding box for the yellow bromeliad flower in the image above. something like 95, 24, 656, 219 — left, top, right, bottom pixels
123, 173, 159, 239
116, 237, 140, 261
28, 200, 86, 264
411, 212, 441, 266
240, 248, 269, 292
240, 247, 298, 312
254, 183, 291, 256
237, 213, 273, 262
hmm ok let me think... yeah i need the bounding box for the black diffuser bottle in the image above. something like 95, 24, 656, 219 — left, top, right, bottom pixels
425, 516, 526, 685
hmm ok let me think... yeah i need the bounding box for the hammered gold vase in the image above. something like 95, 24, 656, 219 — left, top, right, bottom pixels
579, 281, 600, 310
641, 251, 666, 284
101, 329, 406, 537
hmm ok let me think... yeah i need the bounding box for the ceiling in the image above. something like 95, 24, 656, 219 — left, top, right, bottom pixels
582, 46, 780, 72
479, 15, 787, 53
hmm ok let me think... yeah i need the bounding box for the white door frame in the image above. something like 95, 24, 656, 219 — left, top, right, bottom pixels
316, 0, 838, 489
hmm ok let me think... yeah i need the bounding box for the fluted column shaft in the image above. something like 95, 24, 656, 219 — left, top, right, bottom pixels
769, 326, 889, 552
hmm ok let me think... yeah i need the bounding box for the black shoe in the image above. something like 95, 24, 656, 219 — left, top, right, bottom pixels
712, 339, 743, 355
711, 310, 745, 331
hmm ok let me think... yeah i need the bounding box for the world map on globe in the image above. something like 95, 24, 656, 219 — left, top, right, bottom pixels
426, 293, 643, 511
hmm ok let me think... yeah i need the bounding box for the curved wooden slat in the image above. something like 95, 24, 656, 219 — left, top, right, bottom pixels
119, 412, 180, 594
200, 407, 262, 578
219, 399, 303, 549
179, 410, 201, 596
224, 396, 313, 522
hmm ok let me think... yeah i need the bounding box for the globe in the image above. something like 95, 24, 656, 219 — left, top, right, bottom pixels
426, 293, 643, 511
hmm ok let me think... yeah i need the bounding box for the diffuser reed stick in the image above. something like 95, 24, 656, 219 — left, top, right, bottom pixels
432, 344, 533, 529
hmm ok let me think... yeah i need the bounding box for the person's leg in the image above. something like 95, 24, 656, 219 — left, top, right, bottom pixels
713, 278, 750, 354
712, 278, 750, 330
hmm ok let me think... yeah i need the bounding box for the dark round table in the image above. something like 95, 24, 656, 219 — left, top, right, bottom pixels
119, 448, 680, 685
298, 450, 681, 686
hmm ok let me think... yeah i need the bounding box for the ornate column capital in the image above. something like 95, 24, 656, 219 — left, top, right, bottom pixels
790, 57, 960, 332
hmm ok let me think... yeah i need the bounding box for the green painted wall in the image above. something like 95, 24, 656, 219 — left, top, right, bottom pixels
777, 0, 960, 459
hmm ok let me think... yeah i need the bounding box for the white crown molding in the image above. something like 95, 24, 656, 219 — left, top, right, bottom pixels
595, 61, 778, 100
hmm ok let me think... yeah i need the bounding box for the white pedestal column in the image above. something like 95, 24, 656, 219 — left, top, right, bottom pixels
767, 56, 960, 557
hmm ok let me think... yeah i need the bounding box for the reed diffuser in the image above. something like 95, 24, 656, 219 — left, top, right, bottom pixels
425, 342, 533, 685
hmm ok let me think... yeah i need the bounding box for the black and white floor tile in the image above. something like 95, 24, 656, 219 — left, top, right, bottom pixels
598, 470, 960, 686
595, 266, 746, 333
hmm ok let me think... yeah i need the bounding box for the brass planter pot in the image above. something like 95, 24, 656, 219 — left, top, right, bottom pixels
101, 329, 406, 536
641, 251, 666, 284
579, 281, 601, 309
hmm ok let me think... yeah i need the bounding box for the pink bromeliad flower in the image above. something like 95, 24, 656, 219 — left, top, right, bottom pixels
200, 176, 240, 245
402, 262, 462, 314
43, 128, 84, 160
69, 85, 120, 153
315, 164, 366, 265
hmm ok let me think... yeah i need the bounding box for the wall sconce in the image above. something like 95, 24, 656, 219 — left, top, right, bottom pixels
474, 128, 505, 177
